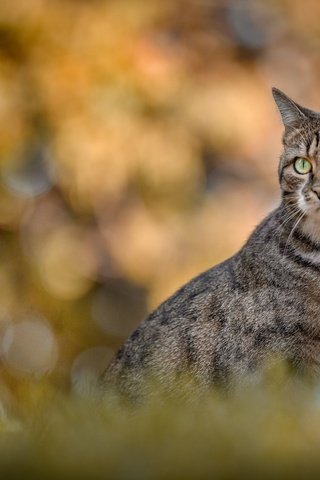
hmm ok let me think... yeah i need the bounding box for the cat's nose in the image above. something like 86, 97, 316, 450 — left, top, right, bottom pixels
312, 185, 320, 200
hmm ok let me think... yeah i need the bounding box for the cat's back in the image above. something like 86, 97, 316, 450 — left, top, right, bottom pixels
104, 255, 241, 391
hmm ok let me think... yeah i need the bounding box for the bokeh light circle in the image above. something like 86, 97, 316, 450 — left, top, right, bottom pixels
37, 225, 97, 300
1, 318, 59, 377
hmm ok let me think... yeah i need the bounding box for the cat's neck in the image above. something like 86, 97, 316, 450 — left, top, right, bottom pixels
244, 201, 320, 276
235, 204, 320, 295
297, 214, 320, 246
243, 202, 320, 258
280, 201, 320, 247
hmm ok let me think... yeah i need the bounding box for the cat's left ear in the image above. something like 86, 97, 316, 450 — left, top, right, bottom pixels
272, 87, 316, 128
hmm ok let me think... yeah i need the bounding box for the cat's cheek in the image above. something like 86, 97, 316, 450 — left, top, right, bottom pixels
281, 168, 306, 191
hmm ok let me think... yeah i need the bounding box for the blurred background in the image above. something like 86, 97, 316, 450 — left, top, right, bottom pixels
0, 0, 319, 405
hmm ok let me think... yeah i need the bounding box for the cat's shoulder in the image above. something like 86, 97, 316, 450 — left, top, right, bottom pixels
145, 256, 235, 325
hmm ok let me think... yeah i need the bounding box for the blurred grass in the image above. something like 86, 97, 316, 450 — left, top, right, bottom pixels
1, 367, 320, 479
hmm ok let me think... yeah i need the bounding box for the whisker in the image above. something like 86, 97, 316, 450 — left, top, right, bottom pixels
281, 211, 306, 272
263, 205, 301, 249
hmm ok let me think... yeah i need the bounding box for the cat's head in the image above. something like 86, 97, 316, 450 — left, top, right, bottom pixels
273, 88, 320, 239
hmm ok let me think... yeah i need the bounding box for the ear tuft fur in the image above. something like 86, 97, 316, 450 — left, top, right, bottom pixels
272, 88, 307, 128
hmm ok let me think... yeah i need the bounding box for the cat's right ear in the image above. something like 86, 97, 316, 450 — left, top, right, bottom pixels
272, 88, 307, 128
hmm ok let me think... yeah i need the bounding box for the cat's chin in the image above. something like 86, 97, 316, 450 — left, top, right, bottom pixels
300, 213, 320, 244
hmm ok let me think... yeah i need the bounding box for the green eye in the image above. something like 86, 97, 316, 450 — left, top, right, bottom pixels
294, 157, 312, 174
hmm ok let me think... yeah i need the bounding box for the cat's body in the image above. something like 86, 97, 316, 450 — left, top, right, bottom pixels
103, 89, 320, 396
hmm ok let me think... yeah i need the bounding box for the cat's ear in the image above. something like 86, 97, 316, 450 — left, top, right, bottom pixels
272, 88, 314, 128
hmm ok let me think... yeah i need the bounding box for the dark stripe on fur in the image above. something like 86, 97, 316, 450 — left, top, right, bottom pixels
292, 227, 320, 251
287, 250, 320, 273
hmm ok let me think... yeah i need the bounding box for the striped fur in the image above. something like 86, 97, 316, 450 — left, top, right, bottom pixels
103, 89, 320, 397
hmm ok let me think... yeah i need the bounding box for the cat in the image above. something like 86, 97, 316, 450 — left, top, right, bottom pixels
102, 88, 320, 397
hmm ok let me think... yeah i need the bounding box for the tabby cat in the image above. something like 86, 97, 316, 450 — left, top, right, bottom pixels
103, 88, 320, 396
